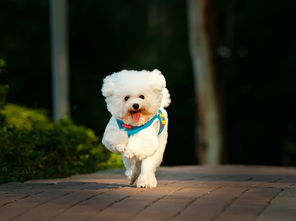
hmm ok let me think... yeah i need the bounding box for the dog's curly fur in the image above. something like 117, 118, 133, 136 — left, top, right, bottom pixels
101, 69, 171, 188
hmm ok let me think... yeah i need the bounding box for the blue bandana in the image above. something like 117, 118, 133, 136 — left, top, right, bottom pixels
116, 110, 166, 137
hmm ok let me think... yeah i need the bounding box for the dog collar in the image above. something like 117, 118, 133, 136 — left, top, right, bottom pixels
116, 110, 166, 137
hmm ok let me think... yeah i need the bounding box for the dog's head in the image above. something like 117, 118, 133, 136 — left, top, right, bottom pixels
101, 69, 166, 126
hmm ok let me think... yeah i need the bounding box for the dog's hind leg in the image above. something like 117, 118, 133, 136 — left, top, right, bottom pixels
122, 157, 141, 185
129, 160, 141, 184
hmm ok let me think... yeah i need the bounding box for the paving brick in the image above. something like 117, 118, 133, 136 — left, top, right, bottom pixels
0, 193, 32, 208
13, 190, 106, 221
171, 186, 248, 221
215, 187, 282, 221
0, 166, 295, 221
0, 190, 70, 220
53, 187, 142, 221
255, 186, 296, 221
130, 187, 216, 221
87, 186, 181, 221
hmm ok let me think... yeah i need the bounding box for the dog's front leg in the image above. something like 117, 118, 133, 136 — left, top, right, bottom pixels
136, 153, 162, 188
102, 117, 129, 153
125, 133, 158, 160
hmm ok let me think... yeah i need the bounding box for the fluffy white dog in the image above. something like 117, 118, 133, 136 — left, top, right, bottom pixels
101, 69, 171, 188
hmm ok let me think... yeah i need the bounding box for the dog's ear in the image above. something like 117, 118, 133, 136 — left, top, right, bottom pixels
101, 74, 115, 97
150, 69, 166, 92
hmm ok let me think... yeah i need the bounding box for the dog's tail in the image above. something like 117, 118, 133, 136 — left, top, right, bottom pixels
161, 88, 171, 108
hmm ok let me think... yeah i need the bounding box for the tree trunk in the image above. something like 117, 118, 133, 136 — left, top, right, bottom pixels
50, 0, 70, 121
187, 0, 224, 164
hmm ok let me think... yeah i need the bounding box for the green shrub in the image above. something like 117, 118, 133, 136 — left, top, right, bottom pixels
0, 104, 122, 183
0, 85, 8, 108
0, 59, 122, 183
1, 104, 53, 130
0, 59, 8, 109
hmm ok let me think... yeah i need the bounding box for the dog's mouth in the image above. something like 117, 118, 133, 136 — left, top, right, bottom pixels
130, 110, 141, 122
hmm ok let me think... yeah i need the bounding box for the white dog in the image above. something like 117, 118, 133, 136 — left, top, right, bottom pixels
101, 69, 171, 188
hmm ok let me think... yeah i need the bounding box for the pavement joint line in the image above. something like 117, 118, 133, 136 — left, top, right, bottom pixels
0, 199, 19, 209
28, 186, 124, 220
0, 190, 44, 209
161, 181, 178, 186
50, 187, 118, 218
208, 187, 250, 221
81, 186, 143, 220
253, 187, 284, 219
51, 194, 99, 218
7, 191, 73, 221
166, 185, 223, 221
242, 177, 284, 189
126, 187, 184, 221
221, 175, 239, 180
271, 178, 283, 183
86, 195, 132, 221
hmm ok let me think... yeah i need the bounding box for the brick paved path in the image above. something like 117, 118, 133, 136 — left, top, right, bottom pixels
0, 165, 296, 221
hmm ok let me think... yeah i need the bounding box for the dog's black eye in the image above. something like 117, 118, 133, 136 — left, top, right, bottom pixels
124, 96, 130, 101
139, 95, 145, 99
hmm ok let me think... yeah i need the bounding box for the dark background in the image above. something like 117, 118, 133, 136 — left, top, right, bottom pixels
1, 0, 296, 166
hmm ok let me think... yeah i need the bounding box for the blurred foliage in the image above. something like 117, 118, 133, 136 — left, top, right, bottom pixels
0, 88, 122, 183
0, 85, 8, 108
1, 104, 52, 131
0, 0, 296, 166
0, 59, 8, 109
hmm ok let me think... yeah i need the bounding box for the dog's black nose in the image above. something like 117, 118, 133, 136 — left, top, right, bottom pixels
132, 103, 139, 110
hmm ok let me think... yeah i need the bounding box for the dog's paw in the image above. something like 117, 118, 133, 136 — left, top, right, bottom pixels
128, 149, 148, 160
130, 148, 156, 161
135, 153, 148, 161
125, 169, 140, 185
123, 150, 134, 159
129, 175, 138, 185
136, 175, 157, 188
114, 144, 127, 153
